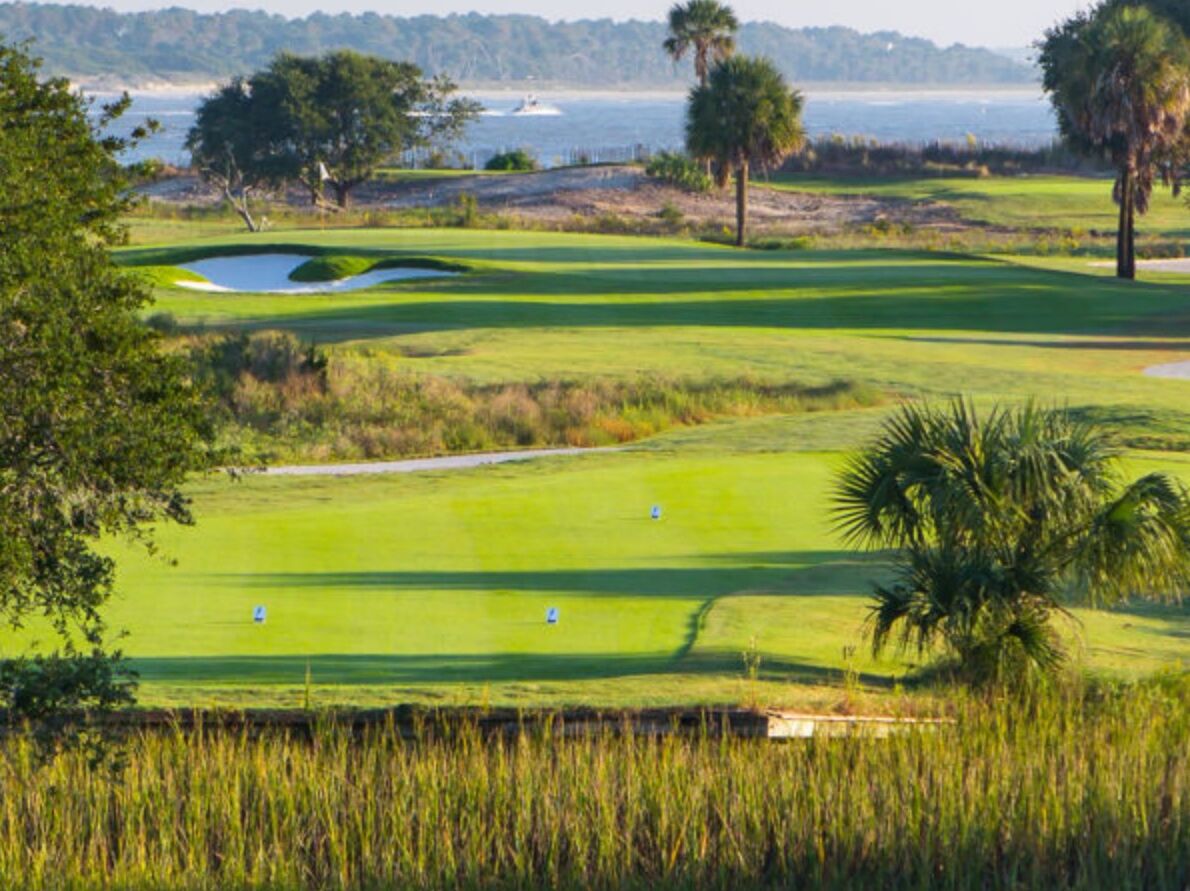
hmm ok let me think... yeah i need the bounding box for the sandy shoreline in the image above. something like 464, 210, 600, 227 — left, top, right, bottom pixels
79, 81, 1045, 100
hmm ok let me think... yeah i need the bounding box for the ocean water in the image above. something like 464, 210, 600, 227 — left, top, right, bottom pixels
103, 89, 1057, 168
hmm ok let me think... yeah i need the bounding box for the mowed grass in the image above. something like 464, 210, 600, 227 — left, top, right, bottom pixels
764, 173, 1190, 239
127, 228, 1190, 443
100, 448, 1190, 708
91, 226, 1190, 706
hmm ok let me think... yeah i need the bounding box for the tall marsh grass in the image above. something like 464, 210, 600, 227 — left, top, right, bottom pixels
0, 682, 1185, 889
182, 332, 881, 462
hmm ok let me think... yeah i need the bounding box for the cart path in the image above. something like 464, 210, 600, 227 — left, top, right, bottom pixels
258, 446, 623, 477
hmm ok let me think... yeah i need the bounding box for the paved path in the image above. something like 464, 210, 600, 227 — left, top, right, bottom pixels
260, 446, 621, 477
1143, 360, 1190, 380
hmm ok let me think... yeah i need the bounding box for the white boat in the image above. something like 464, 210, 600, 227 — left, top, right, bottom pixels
510, 94, 562, 116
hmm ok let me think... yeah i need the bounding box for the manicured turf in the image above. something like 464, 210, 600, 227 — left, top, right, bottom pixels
86, 225, 1190, 706
105, 448, 1189, 708
126, 229, 1190, 444
764, 173, 1190, 239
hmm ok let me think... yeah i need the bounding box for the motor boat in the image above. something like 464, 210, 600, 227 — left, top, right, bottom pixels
510, 94, 561, 116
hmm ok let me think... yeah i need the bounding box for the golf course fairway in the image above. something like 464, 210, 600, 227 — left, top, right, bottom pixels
87, 227, 1190, 706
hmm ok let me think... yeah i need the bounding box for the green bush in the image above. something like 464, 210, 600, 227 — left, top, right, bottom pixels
645, 151, 713, 192
484, 149, 538, 172
656, 201, 685, 228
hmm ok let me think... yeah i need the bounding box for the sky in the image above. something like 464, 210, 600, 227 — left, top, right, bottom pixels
67, 0, 1091, 48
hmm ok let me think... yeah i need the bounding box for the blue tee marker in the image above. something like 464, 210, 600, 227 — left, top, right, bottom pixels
651, 505, 662, 520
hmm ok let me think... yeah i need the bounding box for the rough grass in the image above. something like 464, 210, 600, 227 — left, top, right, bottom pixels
764, 173, 1190, 242
0, 681, 1185, 890
183, 330, 882, 462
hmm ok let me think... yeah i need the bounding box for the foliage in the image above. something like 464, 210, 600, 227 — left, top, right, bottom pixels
781, 135, 1109, 177
188, 51, 479, 219
834, 401, 1190, 685
0, 5, 1035, 88
687, 55, 805, 245
0, 42, 216, 741
185, 77, 286, 231
181, 332, 878, 462
645, 151, 713, 191
663, 0, 739, 85
484, 149, 538, 172
256, 51, 480, 209
0, 682, 1185, 888
1039, 2, 1190, 277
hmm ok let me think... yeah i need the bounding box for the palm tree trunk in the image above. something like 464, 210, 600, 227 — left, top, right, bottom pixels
1116, 168, 1136, 280
735, 159, 748, 247
697, 56, 713, 180
1124, 176, 1136, 280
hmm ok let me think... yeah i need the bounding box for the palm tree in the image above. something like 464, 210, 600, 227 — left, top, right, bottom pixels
834, 401, 1190, 685
663, 0, 739, 87
1041, 5, 1190, 279
686, 56, 804, 247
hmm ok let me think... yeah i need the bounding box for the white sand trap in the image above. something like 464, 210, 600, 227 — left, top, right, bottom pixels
177, 254, 454, 294
1090, 257, 1190, 274
1143, 360, 1190, 380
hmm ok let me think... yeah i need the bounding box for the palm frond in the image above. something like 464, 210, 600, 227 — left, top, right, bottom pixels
1075, 472, 1190, 604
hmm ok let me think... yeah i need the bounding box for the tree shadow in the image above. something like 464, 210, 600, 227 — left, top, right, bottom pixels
212, 550, 893, 601
130, 649, 891, 688
138, 551, 895, 686
902, 335, 1190, 352
178, 265, 1189, 345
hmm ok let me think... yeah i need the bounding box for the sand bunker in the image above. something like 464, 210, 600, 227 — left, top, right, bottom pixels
1143, 360, 1190, 380
1090, 258, 1190, 274
177, 254, 454, 294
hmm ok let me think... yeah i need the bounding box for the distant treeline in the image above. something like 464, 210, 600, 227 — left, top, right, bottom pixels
0, 4, 1034, 88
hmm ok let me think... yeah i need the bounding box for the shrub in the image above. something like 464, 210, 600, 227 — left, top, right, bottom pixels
143, 311, 179, 334
656, 201, 685, 228
645, 151, 713, 192
484, 149, 538, 172
454, 192, 480, 227
834, 401, 1190, 686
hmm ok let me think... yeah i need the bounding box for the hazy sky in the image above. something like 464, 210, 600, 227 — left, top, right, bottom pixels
71, 0, 1091, 48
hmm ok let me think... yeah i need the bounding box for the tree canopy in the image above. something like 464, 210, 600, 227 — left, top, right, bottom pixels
834, 401, 1190, 685
686, 56, 805, 246
186, 77, 288, 231
1040, 2, 1190, 278
664, 0, 739, 86
0, 41, 216, 742
188, 51, 478, 217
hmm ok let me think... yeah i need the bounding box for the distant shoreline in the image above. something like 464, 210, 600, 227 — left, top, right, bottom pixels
77, 79, 1043, 99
